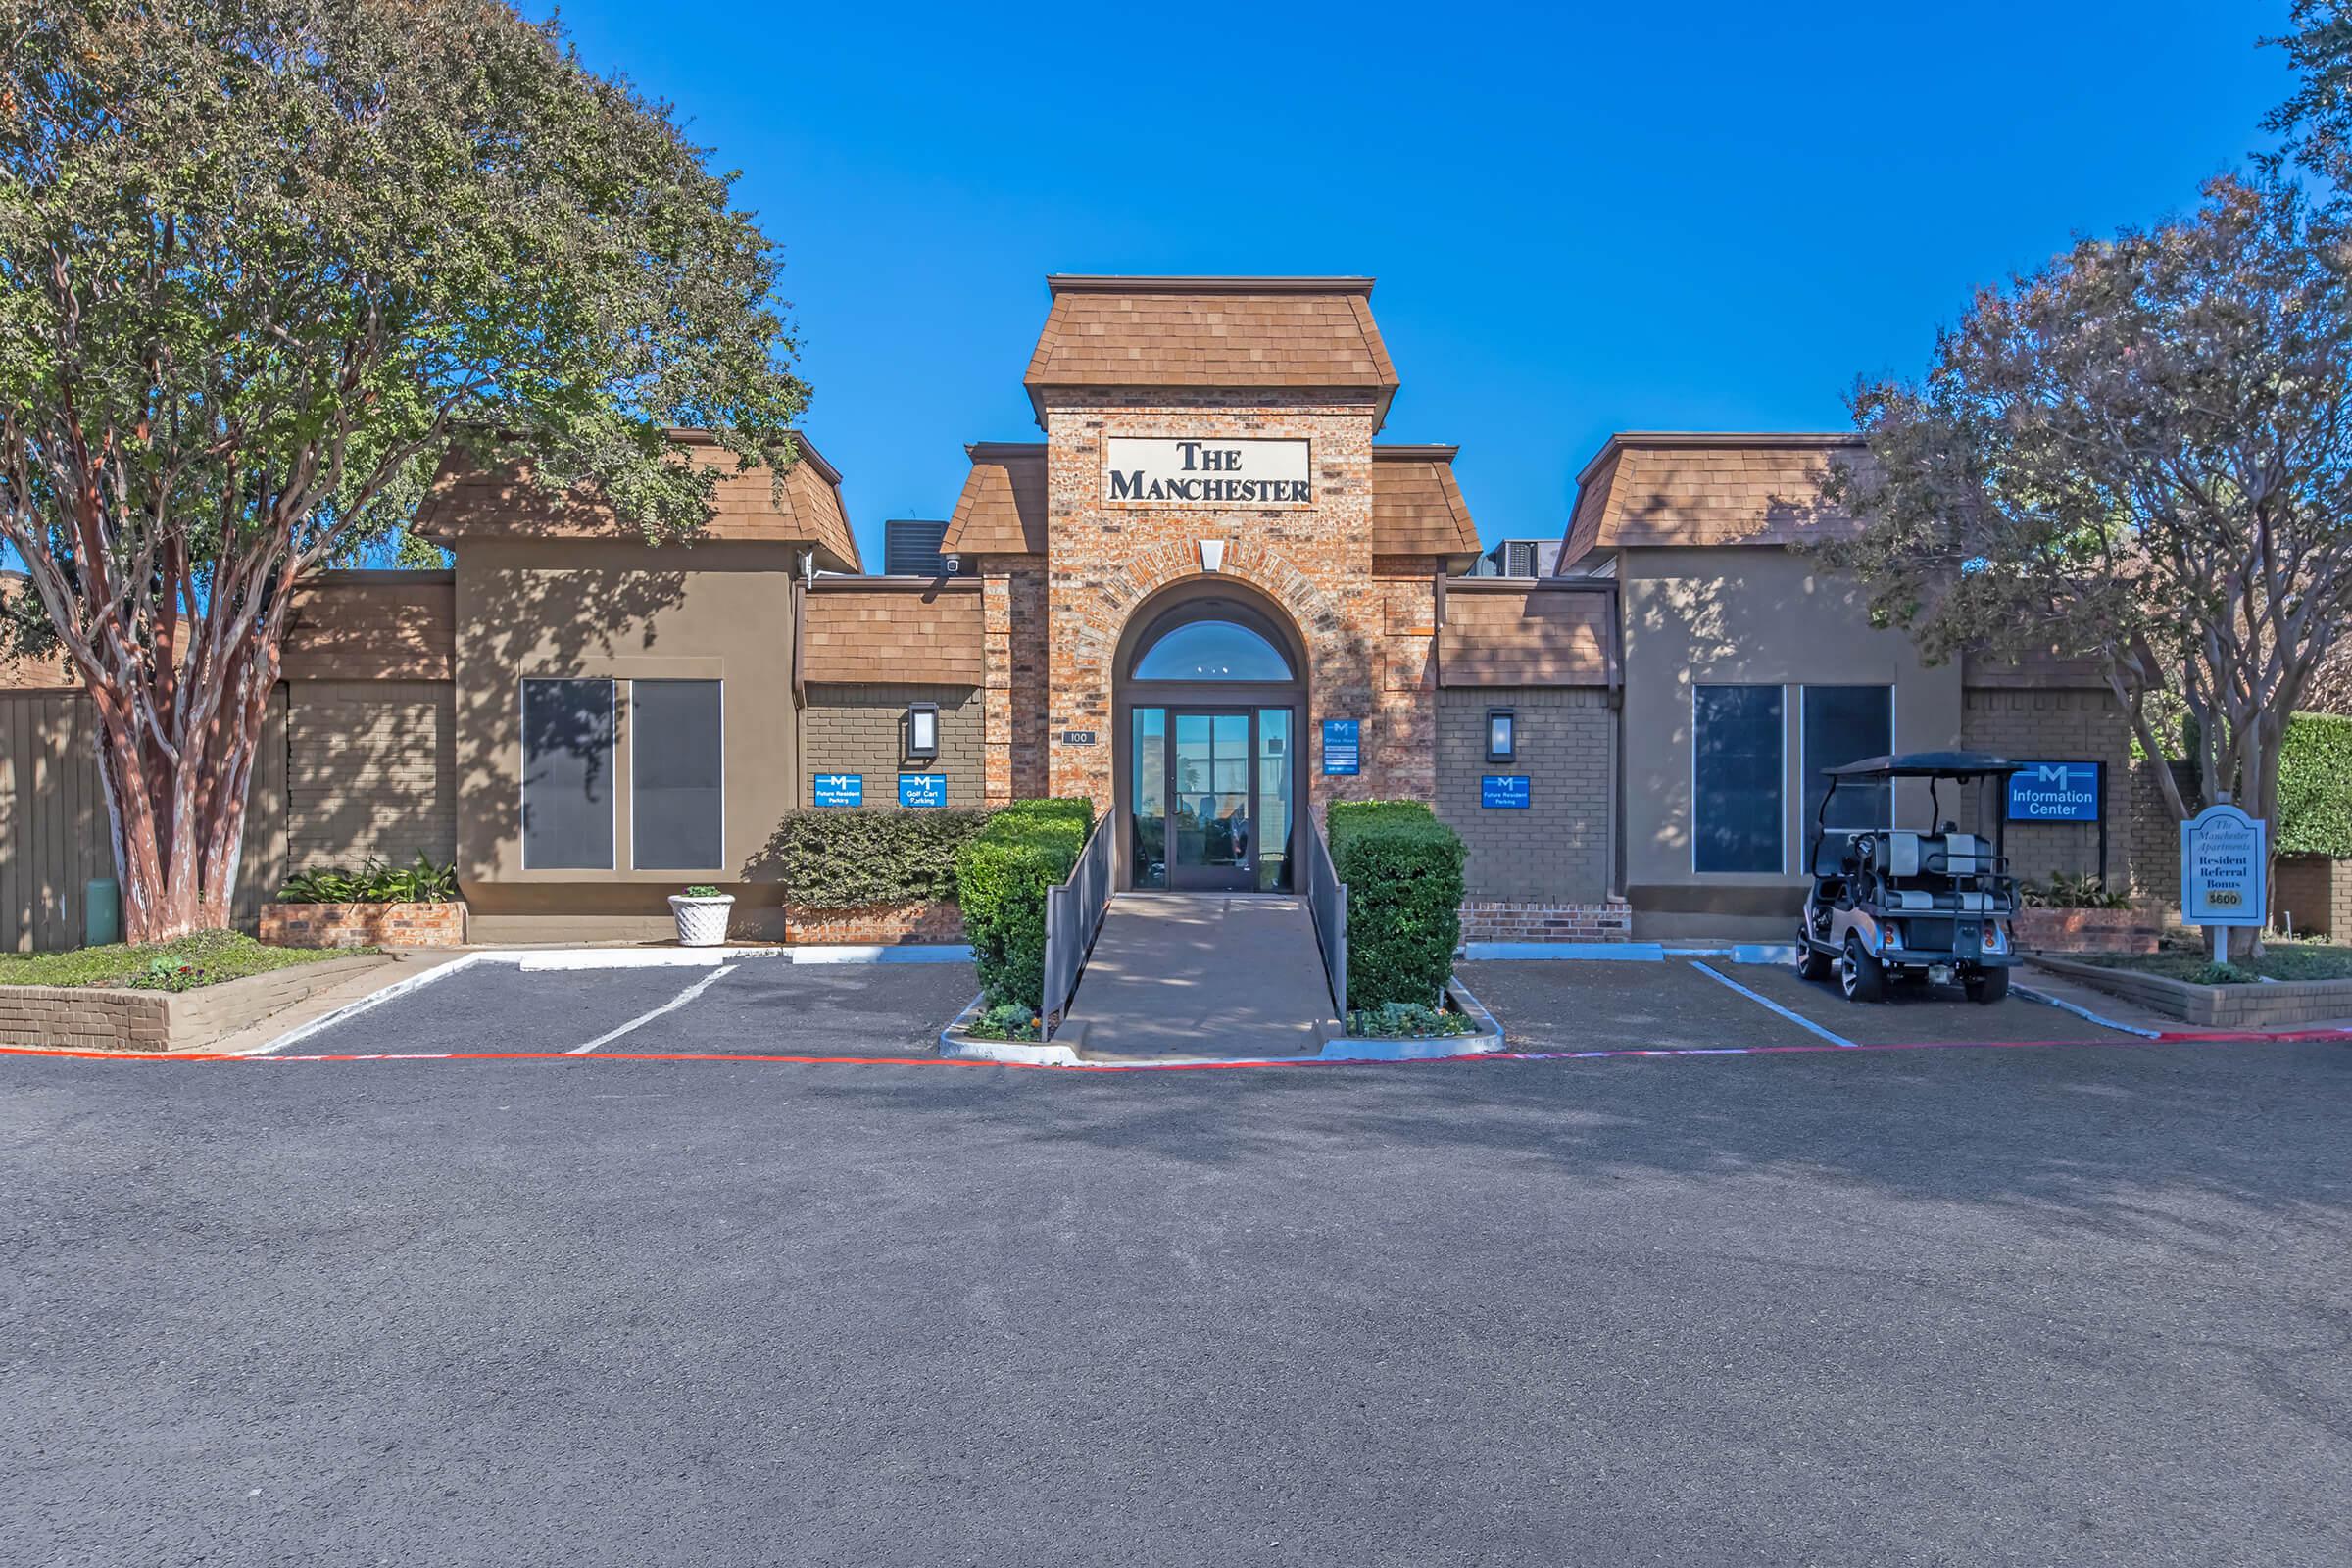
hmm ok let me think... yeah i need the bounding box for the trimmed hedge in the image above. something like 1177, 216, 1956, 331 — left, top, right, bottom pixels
954, 798, 1096, 1009
2278, 712, 2352, 859
1327, 800, 1464, 1009
767, 808, 994, 909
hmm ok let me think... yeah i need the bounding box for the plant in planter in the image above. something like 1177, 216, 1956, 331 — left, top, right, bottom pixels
1345, 1001, 1478, 1039
669, 885, 734, 947
2019, 872, 2132, 909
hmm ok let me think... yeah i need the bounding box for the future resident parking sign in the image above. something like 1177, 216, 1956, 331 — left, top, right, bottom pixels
2007, 761, 2101, 822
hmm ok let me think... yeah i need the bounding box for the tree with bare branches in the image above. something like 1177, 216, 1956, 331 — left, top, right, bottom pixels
0, 0, 808, 941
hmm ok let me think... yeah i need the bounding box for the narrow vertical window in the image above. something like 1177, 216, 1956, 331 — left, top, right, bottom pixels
1693, 685, 1784, 873
1132, 707, 1167, 889
1802, 686, 1894, 832
521, 678, 615, 870
631, 680, 724, 870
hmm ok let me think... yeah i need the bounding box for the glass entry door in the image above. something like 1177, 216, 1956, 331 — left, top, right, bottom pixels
1129, 705, 1294, 892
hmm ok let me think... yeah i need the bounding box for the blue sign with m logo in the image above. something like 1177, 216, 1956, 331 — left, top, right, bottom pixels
2006, 761, 2100, 822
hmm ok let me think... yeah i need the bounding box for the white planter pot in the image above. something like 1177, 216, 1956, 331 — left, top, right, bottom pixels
668, 894, 734, 948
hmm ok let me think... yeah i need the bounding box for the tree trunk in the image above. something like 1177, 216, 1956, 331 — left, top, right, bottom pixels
90, 672, 272, 947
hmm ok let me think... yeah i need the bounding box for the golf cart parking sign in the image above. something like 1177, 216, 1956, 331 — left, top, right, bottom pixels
2181, 803, 2267, 927
2007, 760, 2100, 822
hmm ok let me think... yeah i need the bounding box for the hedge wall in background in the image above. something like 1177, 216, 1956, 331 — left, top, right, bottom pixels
1327, 800, 1465, 1009
769, 808, 993, 909
2278, 712, 2352, 858
954, 799, 1096, 1009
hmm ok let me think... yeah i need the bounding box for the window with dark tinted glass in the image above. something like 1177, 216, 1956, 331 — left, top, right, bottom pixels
631, 680, 724, 870
1693, 685, 1784, 873
1803, 685, 1893, 833
521, 678, 615, 869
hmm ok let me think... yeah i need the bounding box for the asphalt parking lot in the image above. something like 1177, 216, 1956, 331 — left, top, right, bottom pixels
4, 1027, 2347, 1566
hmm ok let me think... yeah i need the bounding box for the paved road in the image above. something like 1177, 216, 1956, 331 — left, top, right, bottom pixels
7, 1028, 2348, 1565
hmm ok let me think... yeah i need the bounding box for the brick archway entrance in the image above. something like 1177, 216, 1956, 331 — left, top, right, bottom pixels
1109, 577, 1311, 893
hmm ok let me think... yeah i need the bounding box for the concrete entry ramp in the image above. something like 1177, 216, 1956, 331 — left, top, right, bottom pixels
1059, 893, 1342, 1060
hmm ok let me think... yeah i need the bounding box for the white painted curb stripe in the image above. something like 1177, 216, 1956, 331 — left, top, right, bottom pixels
566, 964, 739, 1054
515, 946, 783, 971
1689, 958, 1856, 1048
789, 944, 973, 965
2013, 983, 2163, 1039
252, 953, 493, 1055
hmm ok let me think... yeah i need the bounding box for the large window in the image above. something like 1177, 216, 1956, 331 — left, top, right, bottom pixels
631, 680, 724, 869
521, 678, 615, 869
1693, 685, 1784, 873
1803, 685, 1893, 834
1131, 617, 1294, 681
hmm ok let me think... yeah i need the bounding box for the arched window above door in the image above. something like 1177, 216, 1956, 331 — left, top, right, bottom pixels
1129, 613, 1295, 682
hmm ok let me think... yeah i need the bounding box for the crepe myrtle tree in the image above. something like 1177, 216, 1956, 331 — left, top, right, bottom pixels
1820, 175, 2352, 950
0, 0, 808, 942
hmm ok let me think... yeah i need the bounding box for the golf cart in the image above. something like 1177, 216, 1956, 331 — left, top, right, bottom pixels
1796, 752, 2025, 1004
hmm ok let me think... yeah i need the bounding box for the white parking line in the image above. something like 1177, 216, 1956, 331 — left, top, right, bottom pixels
564, 964, 739, 1054
1689, 959, 1857, 1048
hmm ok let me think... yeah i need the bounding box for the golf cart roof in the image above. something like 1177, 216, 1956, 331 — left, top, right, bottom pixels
1823, 751, 2025, 781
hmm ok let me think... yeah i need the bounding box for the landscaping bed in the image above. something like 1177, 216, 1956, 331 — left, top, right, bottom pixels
0, 931, 385, 1053
2031, 944, 2352, 1028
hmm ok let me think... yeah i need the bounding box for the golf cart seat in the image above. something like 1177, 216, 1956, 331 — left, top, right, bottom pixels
1863, 830, 2004, 912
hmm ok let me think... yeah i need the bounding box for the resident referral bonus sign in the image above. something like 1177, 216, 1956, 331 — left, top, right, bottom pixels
1103, 437, 1311, 507
2180, 803, 2267, 926
2006, 761, 2101, 822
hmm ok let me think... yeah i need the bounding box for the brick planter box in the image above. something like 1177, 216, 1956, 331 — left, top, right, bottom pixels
785, 900, 964, 946
2029, 953, 2352, 1029
2013, 906, 2162, 956
1459, 899, 1634, 944
260, 902, 466, 949
0, 954, 388, 1054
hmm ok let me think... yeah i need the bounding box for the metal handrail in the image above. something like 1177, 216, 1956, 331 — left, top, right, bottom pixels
1301, 811, 1348, 1016
1042, 816, 1113, 1036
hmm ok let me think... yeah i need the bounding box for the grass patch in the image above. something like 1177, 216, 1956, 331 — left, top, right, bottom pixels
1345, 1000, 1480, 1039
2082, 942, 2352, 986
0, 929, 366, 993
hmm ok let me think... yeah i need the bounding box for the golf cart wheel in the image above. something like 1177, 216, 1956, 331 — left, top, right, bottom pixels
1796, 939, 1833, 982
1840, 935, 1886, 1004
1966, 966, 2010, 1005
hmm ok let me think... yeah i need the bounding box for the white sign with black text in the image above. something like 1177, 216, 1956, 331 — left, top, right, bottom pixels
1102, 437, 1311, 508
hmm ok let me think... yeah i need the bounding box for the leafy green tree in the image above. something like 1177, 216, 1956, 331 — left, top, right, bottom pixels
1821, 174, 2352, 952
0, 0, 808, 940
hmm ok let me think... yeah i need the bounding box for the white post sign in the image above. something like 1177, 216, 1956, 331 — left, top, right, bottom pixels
2181, 801, 2267, 960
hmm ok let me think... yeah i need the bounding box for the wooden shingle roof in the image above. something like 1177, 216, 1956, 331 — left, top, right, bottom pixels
1371, 446, 1480, 561
801, 581, 984, 685
1023, 277, 1400, 426
1560, 433, 1869, 567
941, 443, 1048, 556
1438, 582, 1616, 688
416, 431, 860, 571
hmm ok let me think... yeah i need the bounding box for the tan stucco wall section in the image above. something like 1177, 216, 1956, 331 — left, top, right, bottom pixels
450, 537, 801, 915
1617, 545, 1964, 915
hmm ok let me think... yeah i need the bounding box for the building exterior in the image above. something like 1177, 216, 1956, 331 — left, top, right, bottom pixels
0, 275, 2146, 949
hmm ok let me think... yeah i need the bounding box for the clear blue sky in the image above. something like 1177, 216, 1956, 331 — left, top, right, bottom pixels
551, 0, 2295, 565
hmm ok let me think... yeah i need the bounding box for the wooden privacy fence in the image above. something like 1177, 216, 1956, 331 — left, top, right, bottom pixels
1041, 815, 1113, 1037
1302, 811, 1348, 1015
0, 689, 287, 952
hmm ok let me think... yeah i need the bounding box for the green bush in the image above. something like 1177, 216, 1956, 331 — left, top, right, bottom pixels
955, 799, 1094, 1009
2277, 712, 2352, 858
1345, 1001, 1477, 1039
767, 808, 993, 909
277, 854, 457, 905
1327, 800, 1464, 1009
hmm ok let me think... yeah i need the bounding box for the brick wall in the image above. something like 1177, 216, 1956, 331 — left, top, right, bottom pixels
1960, 688, 2136, 890
259, 902, 467, 949
286, 679, 456, 871
1433, 687, 1614, 904
801, 683, 984, 808
2273, 855, 2352, 939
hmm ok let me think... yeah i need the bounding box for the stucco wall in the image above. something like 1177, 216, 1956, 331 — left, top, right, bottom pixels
1615, 544, 1964, 930
449, 536, 802, 928
801, 684, 985, 808
287, 679, 457, 871
1433, 687, 1614, 904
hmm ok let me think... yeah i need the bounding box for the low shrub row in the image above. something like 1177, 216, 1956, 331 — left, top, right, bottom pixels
765, 808, 994, 909
276, 855, 458, 905
1326, 800, 1465, 1009
955, 799, 1096, 1009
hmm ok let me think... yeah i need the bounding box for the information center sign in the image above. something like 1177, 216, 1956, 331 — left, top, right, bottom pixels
2180, 803, 2267, 927
2007, 761, 2101, 822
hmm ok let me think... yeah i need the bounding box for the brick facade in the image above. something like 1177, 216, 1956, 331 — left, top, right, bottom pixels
286, 679, 458, 871
1433, 687, 1614, 904
2273, 855, 2352, 940
260, 901, 467, 949
1960, 687, 2136, 890
801, 683, 985, 808
783, 900, 965, 946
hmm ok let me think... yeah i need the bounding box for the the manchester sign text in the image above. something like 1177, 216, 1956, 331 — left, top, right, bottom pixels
1103, 437, 1311, 507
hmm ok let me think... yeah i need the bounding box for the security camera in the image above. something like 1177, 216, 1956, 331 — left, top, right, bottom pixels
942, 554, 962, 577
